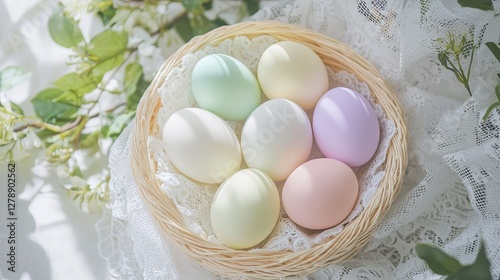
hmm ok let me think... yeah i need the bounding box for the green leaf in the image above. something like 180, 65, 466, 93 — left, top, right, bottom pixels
106, 111, 135, 140
70, 162, 84, 178
452, 243, 492, 280
124, 63, 143, 97
0, 66, 31, 92
127, 78, 149, 111
52, 90, 82, 108
415, 243, 463, 275
202, 0, 213, 10
79, 131, 99, 149
0, 101, 24, 115
483, 102, 500, 120
438, 52, 450, 69
174, 13, 194, 42
48, 6, 85, 48
494, 80, 500, 100
181, 0, 203, 12
457, 0, 493, 11
88, 30, 128, 76
98, 6, 117, 25
213, 17, 228, 28
244, 0, 260, 15
53, 72, 98, 96
91, 53, 125, 77
100, 124, 109, 137
31, 88, 79, 124
191, 13, 216, 36
88, 30, 128, 59
485, 42, 500, 64
36, 128, 58, 140
453, 70, 465, 84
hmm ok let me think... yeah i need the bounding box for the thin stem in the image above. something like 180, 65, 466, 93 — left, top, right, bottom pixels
466, 45, 475, 81
87, 49, 137, 114
445, 56, 461, 76
60, 116, 83, 132
13, 119, 63, 133
454, 52, 472, 96
88, 102, 126, 119
3, 140, 17, 162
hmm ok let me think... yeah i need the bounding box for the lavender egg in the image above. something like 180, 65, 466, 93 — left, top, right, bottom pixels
313, 87, 380, 167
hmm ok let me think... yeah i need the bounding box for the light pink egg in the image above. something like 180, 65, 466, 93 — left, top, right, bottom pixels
313, 87, 380, 167
282, 158, 358, 230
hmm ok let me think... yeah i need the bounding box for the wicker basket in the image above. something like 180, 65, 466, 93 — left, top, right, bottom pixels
131, 21, 408, 279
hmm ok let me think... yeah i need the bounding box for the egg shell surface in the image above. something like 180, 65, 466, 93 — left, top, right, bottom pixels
313, 87, 380, 167
257, 41, 329, 110
191, 54, 261, 121
162, 108, 241, 184
282, 158, 359, 230
241, 99, 313, 181
210, 168, 280, 249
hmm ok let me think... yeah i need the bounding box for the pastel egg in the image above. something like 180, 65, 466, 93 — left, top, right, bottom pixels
162, 108, 241, 184
282, 158, 359, 230
257, 41, 329, 110
241, 99, 313, 181
191, 54, 261, 121
313, 87, 380, 167
211, 168, 280, 249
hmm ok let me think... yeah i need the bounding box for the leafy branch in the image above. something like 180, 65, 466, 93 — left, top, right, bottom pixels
436, 0, 500, 120
437, 32, 475, 96
1, 0, 260, 210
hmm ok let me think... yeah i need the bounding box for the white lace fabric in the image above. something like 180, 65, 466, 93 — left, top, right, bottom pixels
97, 0, 500, 279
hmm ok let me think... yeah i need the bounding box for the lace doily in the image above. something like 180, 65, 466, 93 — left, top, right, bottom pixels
97, 0, 500, 279
150, 35, 395, 252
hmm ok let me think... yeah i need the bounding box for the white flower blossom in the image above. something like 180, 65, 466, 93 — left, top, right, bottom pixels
0, 94, 13, 113
128, 26, 157, 48
70, 176, 88, 188
138, 42, 156, 57
105, 79, 121, 93
138, 44, 164, 81
60, 0, 93, 20
57, 165, 71, 178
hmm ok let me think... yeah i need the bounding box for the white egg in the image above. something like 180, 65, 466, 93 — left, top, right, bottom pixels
241, 99, 313, 181
211, 168, 280, 249
162, 108, 241, 184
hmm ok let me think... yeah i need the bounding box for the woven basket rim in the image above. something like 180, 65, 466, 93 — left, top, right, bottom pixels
130, 20, 408, 279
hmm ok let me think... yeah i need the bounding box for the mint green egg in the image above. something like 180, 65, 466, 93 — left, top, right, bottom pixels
191, 54, 261, 121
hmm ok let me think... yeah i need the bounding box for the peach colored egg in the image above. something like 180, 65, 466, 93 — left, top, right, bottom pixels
282, 158, 359, 230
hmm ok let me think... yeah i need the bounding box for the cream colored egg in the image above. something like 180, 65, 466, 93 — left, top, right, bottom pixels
210, 168, 280, 249
162, 108, 241, 184
257, 41, 329, 110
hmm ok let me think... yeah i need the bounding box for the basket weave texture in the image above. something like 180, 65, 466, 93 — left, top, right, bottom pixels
131, 21, 408, 279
